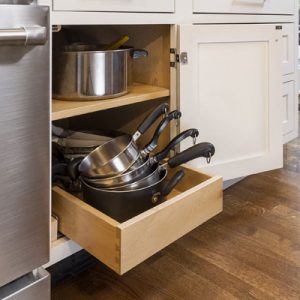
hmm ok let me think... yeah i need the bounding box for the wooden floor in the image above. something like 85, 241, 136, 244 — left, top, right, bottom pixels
51, 118, 300, 300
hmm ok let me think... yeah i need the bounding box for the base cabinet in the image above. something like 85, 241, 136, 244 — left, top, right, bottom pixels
178, 24, 283, 181
48, 7, 298, 272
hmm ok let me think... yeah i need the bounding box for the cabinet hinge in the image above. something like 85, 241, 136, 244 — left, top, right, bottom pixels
180, 52, 188, 64
170, 48, 177, 68
170, 48, 188, 67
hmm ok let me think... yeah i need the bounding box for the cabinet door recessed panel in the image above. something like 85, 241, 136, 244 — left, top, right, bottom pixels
193, 0, 294, 15
282, 80, 296, 141
53, 0, 175, 13
281, 24, 295, 76
179, 24, 283, 180
197, 41, 268, 161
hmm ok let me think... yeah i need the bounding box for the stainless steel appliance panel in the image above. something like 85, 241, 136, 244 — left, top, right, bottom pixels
0, 5, 50, 287
0, 268, 50, 300
0, 1, 34, 4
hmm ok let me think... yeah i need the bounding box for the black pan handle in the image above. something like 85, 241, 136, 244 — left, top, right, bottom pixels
168, 142, 215, 169
67, 157, 83, 181
134, 103, 169, 140
151, 170, 185, 204
52, 175, 72, 187
130, 49, 148, 59
161, 170, 185, 197
52, 163, 68, 176
154, 129, 199, 163
142, 110, 182, 154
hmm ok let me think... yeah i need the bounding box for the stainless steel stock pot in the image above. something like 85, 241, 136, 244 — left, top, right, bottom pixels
53, 45, 148, 101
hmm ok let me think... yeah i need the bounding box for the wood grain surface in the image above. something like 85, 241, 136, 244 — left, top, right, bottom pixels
51, 115, 300, 300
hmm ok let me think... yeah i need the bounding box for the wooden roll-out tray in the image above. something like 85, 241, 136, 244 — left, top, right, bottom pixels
52, 164, 223, 275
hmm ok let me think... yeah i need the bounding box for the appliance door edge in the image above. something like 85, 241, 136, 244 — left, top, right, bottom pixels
0, 268, 50, 300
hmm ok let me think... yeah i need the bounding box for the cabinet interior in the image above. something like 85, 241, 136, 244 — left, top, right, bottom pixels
52, 24, 173, 150
53, 99, 172, 152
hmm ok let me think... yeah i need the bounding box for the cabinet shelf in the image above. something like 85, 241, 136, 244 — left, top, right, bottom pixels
52, 83, 170, 121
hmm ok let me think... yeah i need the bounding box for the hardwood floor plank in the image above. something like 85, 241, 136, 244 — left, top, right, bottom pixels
213, 212, 300, 268
166, 244, 258, 300
176, 234, 300, 300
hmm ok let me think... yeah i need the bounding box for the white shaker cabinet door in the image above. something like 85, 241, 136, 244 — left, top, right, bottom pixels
178, 24, 283, 181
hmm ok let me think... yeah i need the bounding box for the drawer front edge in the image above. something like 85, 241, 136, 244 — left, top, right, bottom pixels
119, 175, 223, 274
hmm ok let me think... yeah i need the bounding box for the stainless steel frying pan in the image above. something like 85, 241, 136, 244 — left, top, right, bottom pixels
84, 128, 199, 188
78, 103, 169, 178
108, 142, 215, 191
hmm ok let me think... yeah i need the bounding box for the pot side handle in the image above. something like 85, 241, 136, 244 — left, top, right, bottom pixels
130, 49, 148, 59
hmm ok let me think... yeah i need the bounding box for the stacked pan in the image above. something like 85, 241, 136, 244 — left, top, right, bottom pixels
67, 103, 215, 222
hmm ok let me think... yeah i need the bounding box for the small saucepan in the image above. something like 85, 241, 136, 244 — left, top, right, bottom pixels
68, 108, 181, 180
78, 102, 169, 178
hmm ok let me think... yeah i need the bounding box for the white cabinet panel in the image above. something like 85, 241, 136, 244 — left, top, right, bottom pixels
282, 80, 297, 143
283, 80, 295, 135
281, 24, 295, 75
53, 0, 175, 13
193, 0, 295, 15
179, 24, 283, 181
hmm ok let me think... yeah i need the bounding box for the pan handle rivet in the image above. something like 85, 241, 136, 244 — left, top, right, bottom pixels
152, 193, 160, 204
164, 107, 168, 117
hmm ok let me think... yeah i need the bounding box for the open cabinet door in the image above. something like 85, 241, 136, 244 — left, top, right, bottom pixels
178, 24, 283, 181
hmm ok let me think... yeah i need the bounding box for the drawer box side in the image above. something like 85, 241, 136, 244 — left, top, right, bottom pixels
52, 187, 121, 273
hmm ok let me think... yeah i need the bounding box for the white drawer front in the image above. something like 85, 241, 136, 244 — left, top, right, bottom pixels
193, 0, 295, 15
281, 24, 295, 76
53, 0, 175, 13
282, 80, 295, 136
